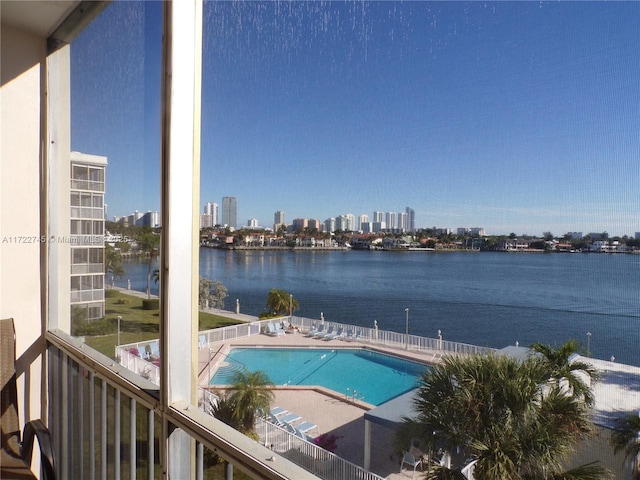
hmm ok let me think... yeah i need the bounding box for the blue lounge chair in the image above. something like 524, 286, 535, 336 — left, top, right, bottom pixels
324, 326, 344, 340
270, 406, 288, 417
279, 412, 302, 424
311, 324, 326, 338
295, 421, 318, 434
306, 324, 318, 336
316, 325, 334, 339
342, 329, 353, 341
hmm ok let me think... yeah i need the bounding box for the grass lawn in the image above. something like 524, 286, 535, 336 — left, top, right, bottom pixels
79, 290, 243, 358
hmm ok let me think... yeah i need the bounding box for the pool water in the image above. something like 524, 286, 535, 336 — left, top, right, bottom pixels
210, 347, 428, 406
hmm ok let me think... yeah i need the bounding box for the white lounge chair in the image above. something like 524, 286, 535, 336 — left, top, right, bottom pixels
317, 325, 334, 339
400, 451, 422, 478
324, 326, 343, 340
310, 324, 326, 337
266, 322, 285, 336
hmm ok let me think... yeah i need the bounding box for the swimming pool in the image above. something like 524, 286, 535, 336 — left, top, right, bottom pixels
210, 347, 428, 406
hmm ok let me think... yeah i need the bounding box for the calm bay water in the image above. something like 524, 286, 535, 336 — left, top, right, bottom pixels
117, 249, 640, 366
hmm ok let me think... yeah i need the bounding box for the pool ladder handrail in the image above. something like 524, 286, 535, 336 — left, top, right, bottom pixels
345, 387, 365, 402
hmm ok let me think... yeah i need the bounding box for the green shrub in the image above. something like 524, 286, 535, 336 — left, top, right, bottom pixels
142, 299, 160, 310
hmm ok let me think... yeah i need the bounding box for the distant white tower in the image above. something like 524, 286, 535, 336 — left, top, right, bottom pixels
386, 212, 396, 232
358, 214, 369, 231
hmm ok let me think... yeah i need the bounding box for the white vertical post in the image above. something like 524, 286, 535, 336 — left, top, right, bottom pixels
159, 0, 203, 478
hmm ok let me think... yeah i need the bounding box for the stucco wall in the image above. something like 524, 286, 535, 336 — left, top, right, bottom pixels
0, 23, 47, 423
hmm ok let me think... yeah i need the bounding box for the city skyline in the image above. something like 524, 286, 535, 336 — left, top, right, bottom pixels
71, 2, 640, 237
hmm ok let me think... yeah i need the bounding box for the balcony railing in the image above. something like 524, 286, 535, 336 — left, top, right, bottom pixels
46, 329, 317, 480
71, 289, 105, 303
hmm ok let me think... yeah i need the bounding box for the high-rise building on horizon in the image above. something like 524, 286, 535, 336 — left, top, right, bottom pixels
345, 214, 356, 232
324, 217, 336, 233
204, 201, 218, 225
373, 211, 383, 223
398, 212, 407, 231
405, 206, 415, 232
358, 214, 369, 231
386, 212, 396, 232
221, 196, 237, 229
308, 219, 321, 231
292, 218, 308, 231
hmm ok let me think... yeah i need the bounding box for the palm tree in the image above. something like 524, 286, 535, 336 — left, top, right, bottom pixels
227, 369, 274, 432
530, 339, 599, 406
610, 413, 640, 479
105, 244, 125, 287
265, 288, 298, 316
395, 353, 611, 480
136, 227, 159, 299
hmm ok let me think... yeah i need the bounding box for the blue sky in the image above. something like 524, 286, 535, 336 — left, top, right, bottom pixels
72, 1, 639, 236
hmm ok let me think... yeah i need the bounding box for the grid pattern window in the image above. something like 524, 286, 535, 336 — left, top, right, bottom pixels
70, 154, 107, 322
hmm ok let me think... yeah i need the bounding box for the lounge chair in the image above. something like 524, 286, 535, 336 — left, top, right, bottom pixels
1, 318, 56, 480
266, 322, 285, 336
316, 325, 334, 339
150, 341, 160, 357
278, 412, 302, 424
342, 329, 353, 341
294, 421, 318, 435
305, 323, 318, 336
310, 324, 325, 337
324, 326, 344, 340
461, 459, 477, 480
270, 406, 288, 417
400, 451, 422, 479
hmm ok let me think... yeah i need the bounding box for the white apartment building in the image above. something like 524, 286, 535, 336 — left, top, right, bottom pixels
385, 212, 396, 231
358, 214, 369, 231
70, 151, 107, 321
204, 201, 218, 224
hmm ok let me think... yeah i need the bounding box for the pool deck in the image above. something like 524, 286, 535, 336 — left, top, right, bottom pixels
196, 324, 640, 479
197, 330, 441, 479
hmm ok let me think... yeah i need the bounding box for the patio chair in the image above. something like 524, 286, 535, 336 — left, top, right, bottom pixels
1, 318, 56, 480
310, 323, 325, 337
269, 406, 288, 417
266, 322, 285, 336
400, 451, 422, 478
294, 421, 318, 435
324, 326, 343, 340
316, 325, 334, 339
